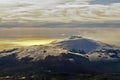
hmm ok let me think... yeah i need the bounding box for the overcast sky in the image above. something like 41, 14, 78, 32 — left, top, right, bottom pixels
0, 0, 120, 49
0, 0, 120, 27
0, 0, 120, 39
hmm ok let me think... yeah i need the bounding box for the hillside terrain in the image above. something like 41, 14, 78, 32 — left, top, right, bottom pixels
0, 36, 120, 75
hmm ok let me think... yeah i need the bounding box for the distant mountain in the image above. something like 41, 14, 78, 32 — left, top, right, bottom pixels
55, 35, 110, 53
0, 36, 120, 75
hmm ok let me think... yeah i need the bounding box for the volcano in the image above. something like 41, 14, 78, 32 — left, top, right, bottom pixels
0, 36, 120, 74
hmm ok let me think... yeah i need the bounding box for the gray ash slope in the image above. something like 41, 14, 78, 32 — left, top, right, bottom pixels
0, 36, 120, 74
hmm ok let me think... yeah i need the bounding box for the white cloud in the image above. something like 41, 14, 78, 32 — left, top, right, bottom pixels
0, 0, 120, 22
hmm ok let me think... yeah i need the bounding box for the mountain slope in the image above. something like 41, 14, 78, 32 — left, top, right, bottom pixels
54, 36, 118, 53
0, 36, 120, 74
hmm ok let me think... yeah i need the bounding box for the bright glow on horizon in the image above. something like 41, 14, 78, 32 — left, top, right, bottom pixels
13, 40, 54, 46
0, 39, 56, 50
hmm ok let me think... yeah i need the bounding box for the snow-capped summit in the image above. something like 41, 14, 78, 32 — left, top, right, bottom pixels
0, 36, 120, 74
53, 36, 120, 61
0, 36, 119, 60
69, 35, 83, 39
55, 36, 110, 53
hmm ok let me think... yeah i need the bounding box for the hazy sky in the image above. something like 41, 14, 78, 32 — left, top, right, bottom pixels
0, 27, 120, 43
0, 0, 120, 49
0, 0, 120, 38
0, 27, 120, 49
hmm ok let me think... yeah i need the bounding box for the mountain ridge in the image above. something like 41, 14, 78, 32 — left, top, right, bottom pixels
0, 36, 120, 74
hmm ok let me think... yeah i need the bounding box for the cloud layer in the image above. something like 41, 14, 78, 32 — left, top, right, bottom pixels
0, 0, 120, 23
